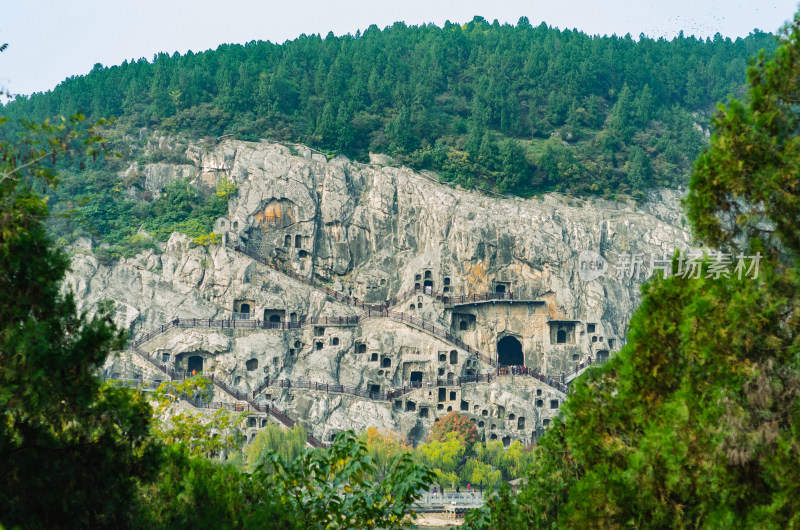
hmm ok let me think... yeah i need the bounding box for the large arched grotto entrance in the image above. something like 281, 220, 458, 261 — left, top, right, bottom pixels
497, 336, 524, 366
187, 355, 204, 373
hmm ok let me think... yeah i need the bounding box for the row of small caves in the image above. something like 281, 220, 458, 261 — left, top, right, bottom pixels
167, 332, 557, 438
221, 307, 610, 377
408, 270, 512, 295
393, 382, 559, 446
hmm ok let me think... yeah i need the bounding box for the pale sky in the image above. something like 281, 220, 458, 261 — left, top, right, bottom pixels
1, 0, 797, 97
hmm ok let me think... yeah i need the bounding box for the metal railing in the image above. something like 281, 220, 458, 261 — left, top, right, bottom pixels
131, 312, 499, 369
232, 244, 541, 310
497, 367, 569, 394
125, 349, 325, 448
250, 373, 500, 402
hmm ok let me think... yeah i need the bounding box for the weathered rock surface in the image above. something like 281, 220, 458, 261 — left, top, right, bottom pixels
69, 138, 691, 445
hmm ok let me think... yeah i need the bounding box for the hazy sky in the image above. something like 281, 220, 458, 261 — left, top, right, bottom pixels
1, 0, 797, 97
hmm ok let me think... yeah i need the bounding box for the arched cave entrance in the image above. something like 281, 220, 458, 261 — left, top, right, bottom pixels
556, 330, 566, 344
497, 336, 524, 366
240, 303, 250, 317
269, 314, 281, 323
495, 284, 506, 293
410, 371, 423, 383
187, 355, 203, 373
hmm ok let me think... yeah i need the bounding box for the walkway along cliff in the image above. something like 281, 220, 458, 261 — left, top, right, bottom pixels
66, 137, 692, 445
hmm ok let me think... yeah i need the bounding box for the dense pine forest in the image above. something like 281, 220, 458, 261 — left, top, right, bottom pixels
1, 17, 776, 196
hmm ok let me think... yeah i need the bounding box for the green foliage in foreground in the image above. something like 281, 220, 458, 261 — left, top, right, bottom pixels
0, 115, 162, 529
464, 14, 800, 529
245, 423, 309, 470
360, 418, 534, 491
150, 376, 247, 459
0, 114, 434, 529
138, 431, 435, 530
254, 431, 436, 529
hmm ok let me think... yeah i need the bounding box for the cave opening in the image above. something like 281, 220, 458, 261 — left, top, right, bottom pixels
187, 355, 203, 373
497, 336, 524, 366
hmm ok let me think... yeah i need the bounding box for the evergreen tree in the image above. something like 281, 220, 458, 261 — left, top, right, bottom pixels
465, 13, 800, 529
0, 115, 161, 528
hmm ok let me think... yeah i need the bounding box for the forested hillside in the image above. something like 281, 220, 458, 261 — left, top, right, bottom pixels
2, 17, 775, 196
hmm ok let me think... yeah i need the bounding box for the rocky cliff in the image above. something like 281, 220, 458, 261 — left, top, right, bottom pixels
68, 137, 692, 445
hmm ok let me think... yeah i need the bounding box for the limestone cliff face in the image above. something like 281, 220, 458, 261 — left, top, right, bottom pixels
68, 138, 691, 444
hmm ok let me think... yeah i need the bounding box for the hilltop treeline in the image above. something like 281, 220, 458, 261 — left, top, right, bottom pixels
2, 17, 775, 195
